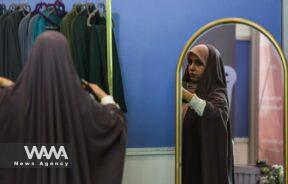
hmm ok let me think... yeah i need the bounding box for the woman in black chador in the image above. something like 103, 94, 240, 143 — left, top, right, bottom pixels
182, 44, 234, 184
0, 31, 127, 184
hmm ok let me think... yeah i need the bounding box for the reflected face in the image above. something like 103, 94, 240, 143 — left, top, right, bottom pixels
188, 53, 206, 82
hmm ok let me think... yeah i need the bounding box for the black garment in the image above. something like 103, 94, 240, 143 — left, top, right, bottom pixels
94, 25, 127, 112
0, 31, 127, 184
88, 15, 106, 89
182, 45, 234, 184
182, 112, 202, 184
0, 12, 10, 76
0, 5, 5, 15
2, 11, 24, 80
70, 11, 89, 79
70, 12, 127, 112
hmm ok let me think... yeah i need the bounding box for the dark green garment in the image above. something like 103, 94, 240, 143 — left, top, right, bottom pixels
70, 11, 89, 79
71, 11, 127, 112
94, 25, 127, 112
18, 13, 31, 64
3, 11, 24, 80
0, 12, 10, 76
60, 10, 76, 48
89, 26, 104, 89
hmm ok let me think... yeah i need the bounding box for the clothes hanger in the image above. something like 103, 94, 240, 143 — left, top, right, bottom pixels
72, 1, 83, 14
87, 6, 98, 27
48, 0, 65, 16
85, 0, 96, 14
9, 1, 17, 12
35, 0, 60, 28
19, 0, 31, 16
33, 0, 47, 14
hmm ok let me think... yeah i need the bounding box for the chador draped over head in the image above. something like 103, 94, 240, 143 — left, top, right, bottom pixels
0, 31, 127, 184
182, 44, 234, 184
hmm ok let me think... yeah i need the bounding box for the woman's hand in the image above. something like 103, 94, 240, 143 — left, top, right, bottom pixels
0, 77, 14, 88
89, 83, 108, 100
182, 87, 194, 102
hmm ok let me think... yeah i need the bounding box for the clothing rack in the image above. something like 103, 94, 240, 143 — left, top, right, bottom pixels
2, 0, 114, 95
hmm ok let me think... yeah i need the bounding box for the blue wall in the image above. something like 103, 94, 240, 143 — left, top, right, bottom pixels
4, 0, 282, 147
113, 0, 281, 147
234, 41, 250, 137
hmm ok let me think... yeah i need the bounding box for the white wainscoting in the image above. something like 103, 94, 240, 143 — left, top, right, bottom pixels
122, 147, 175, 184
122, 139, 249, 184
233, 138, 249, 165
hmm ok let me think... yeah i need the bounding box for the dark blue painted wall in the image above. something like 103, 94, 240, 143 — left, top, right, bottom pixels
234, 41, 250, 137
4, 0, 281, 147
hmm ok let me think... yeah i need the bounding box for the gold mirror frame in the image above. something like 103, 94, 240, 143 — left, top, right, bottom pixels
175, 17, 288, 184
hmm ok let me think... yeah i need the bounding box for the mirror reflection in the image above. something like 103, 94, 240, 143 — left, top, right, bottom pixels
181, 24, 285, 184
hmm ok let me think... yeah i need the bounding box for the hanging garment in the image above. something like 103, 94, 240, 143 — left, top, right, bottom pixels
0, 12, 10, 76
89, 22, 105, 90
33, 9, 63, 41
70, 10, 89, 79
18, 13, 31, 64
32, 11, 47, 43
0, 5, 4, 15
0, 31, 127, 184
70, 11, 127, 112
182, 44, 234, 184
60, 9, 76, 48
27, 14, 39, 58
94, 24, 127, 112
2, 11, 24, 80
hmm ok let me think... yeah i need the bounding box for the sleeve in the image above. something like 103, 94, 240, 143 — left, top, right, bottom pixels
188, 94, 206, 116
202, 91, 229, 127
84, 98, 127, 145
83, 99, 127, 184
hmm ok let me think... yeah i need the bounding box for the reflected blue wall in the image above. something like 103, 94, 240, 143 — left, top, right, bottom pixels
235, 41, 250, 137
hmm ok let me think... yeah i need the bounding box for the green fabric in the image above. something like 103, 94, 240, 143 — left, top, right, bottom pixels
32, 9, 62, 44
70, 11, 89, 79
60, 10, 76, 48
89, 27, 103, 88
70, 11, 127, 112
94, 25, 127, 112
32, 13, 45, 43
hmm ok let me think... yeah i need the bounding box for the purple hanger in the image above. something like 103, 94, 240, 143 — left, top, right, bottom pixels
47, 0, 65, 17
32, 2, 47, 14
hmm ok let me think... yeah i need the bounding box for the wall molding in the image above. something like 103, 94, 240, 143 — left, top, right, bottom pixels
126, 147, 175, 156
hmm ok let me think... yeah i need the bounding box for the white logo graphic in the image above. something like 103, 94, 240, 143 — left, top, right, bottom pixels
24, 146, 68, 160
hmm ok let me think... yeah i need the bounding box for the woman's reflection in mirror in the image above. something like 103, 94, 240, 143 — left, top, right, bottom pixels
182, 44, 234, 184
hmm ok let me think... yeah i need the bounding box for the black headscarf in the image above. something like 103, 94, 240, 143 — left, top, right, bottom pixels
0, 31, 127, 184
182, 44, 234, 184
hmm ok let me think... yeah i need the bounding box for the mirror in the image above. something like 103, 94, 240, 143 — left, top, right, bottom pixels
175, 18, 287, 184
